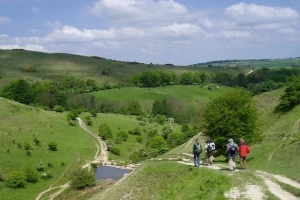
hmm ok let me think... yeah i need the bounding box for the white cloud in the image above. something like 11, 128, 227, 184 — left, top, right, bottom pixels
0, 16, 10, 24
45, 20, 62, 28
31, 6, 40, 13
225, 3, 299, 24
29, 28, 38, 33
220, 30, 251, 38
0, 44, 45, 51
87, 0, 199, 26
277, 28, 298, 35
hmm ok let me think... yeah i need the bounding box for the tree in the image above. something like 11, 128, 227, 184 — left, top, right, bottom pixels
202, 88, 260, 147
127, 100, 142, 115
276, 76, 300, 112
1, 79, 35, 104
98, 124, 113, 140
70, 168, 95, 190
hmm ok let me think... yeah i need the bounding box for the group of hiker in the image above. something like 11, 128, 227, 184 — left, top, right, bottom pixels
193, 138, 250, 170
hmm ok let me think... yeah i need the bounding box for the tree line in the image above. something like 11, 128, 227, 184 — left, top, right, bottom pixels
130, 67, 300, 94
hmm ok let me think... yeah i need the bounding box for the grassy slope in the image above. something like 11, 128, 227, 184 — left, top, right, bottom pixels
90, 161, 232, 200
247, 89, 300, 181
0, 98, 96, 200
0, 49, 248, 87
92, 85, 230, 109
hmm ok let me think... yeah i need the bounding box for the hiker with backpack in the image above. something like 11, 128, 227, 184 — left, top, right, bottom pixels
193, 138, 202, 167
238, 138, 250, 170
205, 138, 216, 165
225, 138, 238, 171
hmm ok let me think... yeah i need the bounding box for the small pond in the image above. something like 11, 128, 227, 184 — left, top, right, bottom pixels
95, 166, 131, 180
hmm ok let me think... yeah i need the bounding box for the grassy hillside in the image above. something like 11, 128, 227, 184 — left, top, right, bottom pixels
248, 89, 300, 181
0, 98, 97, 200
91, 85, 230, 109
89, 161, 233, 200
193, 57, 300, 68
0, 49, 248, 87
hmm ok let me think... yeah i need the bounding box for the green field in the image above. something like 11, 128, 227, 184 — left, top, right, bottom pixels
91, 85, 230, 109
0, 98, 97, 200
0, 49, 249, 88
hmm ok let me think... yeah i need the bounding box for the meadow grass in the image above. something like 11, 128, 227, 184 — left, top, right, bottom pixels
0, 98, 96, 200
275, 180, 300, 197
91, 161, 233, 200
92, 85, 230, 109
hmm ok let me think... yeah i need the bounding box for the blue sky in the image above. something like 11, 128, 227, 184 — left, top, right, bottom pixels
0, 0, 300, 65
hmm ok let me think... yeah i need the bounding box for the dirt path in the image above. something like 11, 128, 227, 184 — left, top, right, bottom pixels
246, 69, 254, 75
35, 118, 108, 200
77, 118, 108, 166
35, 164, 72, 200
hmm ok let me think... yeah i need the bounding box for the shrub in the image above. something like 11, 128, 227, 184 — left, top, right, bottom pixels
86, 119, 93, 126
129, 151, 142, 163
26, 150, 32, 156
33, 137, 40, 146
48, 162, 53, 168
67, 110, 79, 120
128, 127, 141, 135
17, 142, 22, 149
116, 131, 128, 141
61, 162, 66, 167
90, 109, 97, 117
139, 121, 147, 126
68, 120, 76, 126
136, 136, 143, 144
98, 124, 113, 140
25, 167, 39, 183
90, 162, 100, 169
41, 172, 53, 180
24, 142, 32, 150
154, 114, 166, 125
48, 142, 58, 151
109, 147, 121, 155
36, 160, 45, 171
70, 168, 96, 190
4, 171, 27, 188
53, 105, 65, 112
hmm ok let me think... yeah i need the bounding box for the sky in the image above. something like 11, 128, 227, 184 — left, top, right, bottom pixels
0, 0, 300, 65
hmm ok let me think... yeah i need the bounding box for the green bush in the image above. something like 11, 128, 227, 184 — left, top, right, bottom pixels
41, 172, 53, 180
26, 150, 32, 156
4, 171, 27, 188
36, 160, 45, 171
128, 127, 141, 135
154, 114, 166, 125
23, 142, 32, 150
90, 109, 97, 117
48, 142, 58, 151
53, 105, 65, 112
98, 124, 113, 140
33, 137, 40, 146
67, 110, 79, 120
25, 167, 39, 183
70, 168, 96, 190
109, 147, 121, 155
136, 136, 143, 144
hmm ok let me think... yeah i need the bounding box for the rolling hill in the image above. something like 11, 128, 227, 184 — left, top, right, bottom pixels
0, 49, 249, 88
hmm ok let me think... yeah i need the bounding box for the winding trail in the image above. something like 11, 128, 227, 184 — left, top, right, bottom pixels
35, 118, 108, 200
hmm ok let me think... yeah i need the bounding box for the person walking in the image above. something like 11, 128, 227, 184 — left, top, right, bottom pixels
238, 138, 250, 170
225, 138, 238, 171
193, 139, 202, 167
205, 138, 216, 165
